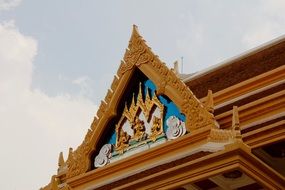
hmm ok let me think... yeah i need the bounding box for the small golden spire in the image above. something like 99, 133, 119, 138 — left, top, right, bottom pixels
58, 152, 64, 167
145, 87, 150, 101
124, 102, 128, 111
205, 90, 214, 113
132, 93, 136, 106
128, 24, 141, 47
232, 106, 242, 139
138, 82, 143, 99
67, 147, 73, 161
133, 24, 138, 32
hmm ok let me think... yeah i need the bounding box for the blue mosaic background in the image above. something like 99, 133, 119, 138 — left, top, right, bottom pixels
144, 79, 185, 132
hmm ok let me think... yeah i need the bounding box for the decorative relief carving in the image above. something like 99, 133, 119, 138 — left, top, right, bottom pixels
131, 116, 147, 142
121, 26, 155, 75
66, 140, 92, 178
65, 127, 94, 178
156, 81, 166, 95
114, 83, 164, 155
166, 116, 186, 140
94, 144, 113, 167
208, 128, 234, 143
116, 25, 216, 153
115, 130, 131, 154
97, 101, 107, 118
118, 60, 134, 76
91, 116, 99, 131
104, 89, 113, 104
149, 116, 163, 142
111, 76, 119, 91
93, 83, 188, 169
59, 25, 216, 180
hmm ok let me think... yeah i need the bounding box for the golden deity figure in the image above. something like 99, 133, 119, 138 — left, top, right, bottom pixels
131, 116, 146, 142
116, 130, 130, 154
149, 116, 163, 142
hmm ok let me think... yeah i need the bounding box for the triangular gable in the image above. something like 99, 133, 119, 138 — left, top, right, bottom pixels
64, 25, 216, 179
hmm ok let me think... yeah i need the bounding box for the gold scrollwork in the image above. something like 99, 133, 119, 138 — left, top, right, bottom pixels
131, 116, 147, 142
115, 82, 164, 154
149, 116, 163, 142
116, 128, 131, 154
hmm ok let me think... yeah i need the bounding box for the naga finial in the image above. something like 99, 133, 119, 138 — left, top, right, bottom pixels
232, 106, 242, 139
205, 90, 214, 114
58, 152, 64, 167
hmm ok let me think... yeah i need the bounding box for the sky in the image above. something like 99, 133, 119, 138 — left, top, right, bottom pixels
1, 0, 285, 189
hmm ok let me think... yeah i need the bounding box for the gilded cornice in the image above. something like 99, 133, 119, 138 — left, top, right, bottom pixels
60, 25, 216, 180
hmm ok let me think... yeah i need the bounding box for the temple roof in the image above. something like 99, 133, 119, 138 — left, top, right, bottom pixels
183, 34, 285, 98
41, 26, 285, 190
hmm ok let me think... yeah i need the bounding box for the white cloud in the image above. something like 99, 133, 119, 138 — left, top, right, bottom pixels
0, 21, 97, 189
0, 0, 21, 11
72, 76, 94, 97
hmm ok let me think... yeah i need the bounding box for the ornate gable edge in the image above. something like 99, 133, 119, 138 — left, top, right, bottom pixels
57, 26, 217, 181
120, 25, 215, 130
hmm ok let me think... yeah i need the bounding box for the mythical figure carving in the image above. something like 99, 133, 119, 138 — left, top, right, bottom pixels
149, 116, 163, 142
116, 130, 131, 154
115, 83, 165, 154
131, 116, 147, 141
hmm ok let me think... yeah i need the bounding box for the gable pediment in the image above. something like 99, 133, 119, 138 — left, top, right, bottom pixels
93, 75, 188, 168
62, 25, 216, 179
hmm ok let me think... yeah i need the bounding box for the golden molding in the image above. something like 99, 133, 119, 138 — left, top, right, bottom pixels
61, 25, 216, 179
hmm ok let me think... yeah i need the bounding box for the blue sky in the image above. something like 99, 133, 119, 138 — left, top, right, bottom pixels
1, 0, 285, 189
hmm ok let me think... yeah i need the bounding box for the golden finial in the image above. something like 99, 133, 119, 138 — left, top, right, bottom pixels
58, 152, 64, 167
132, 93, 136, 106
132, 24, 139, 34
124, 102, 128, 110
205, 90, 214, 113
67, 147, 73, 161
232, 106, 242, 139
145, 87, 150, 101
128, 25, 141, 46
138, 82, 143, 100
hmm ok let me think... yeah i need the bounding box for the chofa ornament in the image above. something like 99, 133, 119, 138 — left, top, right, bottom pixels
166, 116, 186, 140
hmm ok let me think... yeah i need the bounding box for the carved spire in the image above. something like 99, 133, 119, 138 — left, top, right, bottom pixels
145, 87, 150, 101
232, 106, 242, 139
132, 93, 136, 106
121, 24, 154, 74
138, 82, 143, 101
58, 152, 64, 167
129, 24, 142, 48
205, 90, 214, 113
67, 147, 73, 161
